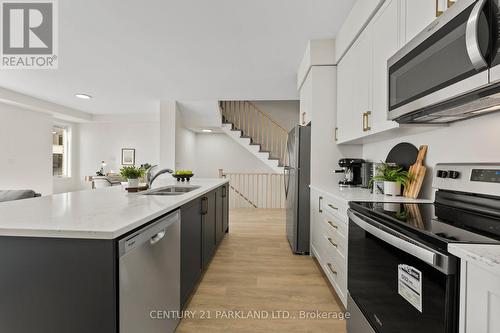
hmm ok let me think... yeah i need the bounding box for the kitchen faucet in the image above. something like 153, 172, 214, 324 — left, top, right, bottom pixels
146, 165, 174, 188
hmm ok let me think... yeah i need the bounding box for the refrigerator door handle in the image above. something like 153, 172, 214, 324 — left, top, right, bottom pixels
284, 167, 290, 197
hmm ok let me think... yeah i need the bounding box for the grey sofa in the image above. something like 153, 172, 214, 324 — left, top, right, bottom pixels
0, 190, 41, 203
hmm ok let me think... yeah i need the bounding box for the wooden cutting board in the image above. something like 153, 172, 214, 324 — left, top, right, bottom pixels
404, 145, 428, 199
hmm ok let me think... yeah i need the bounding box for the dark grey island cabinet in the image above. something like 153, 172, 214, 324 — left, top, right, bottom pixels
0, 183, 229, 333
181, 184, 229, 308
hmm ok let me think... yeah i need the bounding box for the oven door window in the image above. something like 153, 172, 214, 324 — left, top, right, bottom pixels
389, 2, 490, 112
348, 219, 457, 333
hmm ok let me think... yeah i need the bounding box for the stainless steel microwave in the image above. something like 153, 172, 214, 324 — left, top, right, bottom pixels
388, 0, 500, 124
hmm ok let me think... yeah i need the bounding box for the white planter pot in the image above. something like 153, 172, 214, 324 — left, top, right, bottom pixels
128, 178, 140, 188
384, 181, 401, 196
383, 203, 401, 212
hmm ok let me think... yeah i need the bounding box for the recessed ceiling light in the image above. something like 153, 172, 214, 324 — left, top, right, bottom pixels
202, 129, 213, 133
75, 93, 92, 99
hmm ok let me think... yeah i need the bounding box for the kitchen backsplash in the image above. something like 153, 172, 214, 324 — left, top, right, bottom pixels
362, 112, 500, 199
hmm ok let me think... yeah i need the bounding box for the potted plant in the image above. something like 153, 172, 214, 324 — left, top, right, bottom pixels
371, 163, 411, 196
120, 166, 144, 188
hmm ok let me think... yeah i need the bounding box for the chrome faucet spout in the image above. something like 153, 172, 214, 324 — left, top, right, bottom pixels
147, 167, 174, 188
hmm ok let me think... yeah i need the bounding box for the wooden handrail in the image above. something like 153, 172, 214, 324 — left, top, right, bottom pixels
219, 101, 288, 166
227, 184, 258, 208
246, 101, 288, 134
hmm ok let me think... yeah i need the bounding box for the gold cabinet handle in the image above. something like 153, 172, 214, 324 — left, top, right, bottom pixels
436, 0, 443, 16
362, 112, 367, 132
319, 196, 323, 213
334, 127, 338, 142
327, 263, 338, 275
328, 204, 338, 210
366, 111, 371, 131
327, 221, 338, 229
327, 238, 338, 248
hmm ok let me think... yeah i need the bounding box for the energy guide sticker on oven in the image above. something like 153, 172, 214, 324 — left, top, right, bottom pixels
398, 264, 422, 312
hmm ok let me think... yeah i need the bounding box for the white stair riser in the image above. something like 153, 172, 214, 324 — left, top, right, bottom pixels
221, 125, 283, 173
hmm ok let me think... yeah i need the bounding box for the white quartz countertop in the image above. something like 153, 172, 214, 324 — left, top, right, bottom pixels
310, 185, 432, 204
449, 243, 500, 276
0, 178, 228, 239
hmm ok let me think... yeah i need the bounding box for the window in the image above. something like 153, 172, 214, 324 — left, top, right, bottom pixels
52, 125, 70, 177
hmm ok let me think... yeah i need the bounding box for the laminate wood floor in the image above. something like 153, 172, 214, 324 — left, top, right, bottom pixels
176, 208, 347, 333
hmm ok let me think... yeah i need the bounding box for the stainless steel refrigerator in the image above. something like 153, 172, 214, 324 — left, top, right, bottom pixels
284, 125, 311, 254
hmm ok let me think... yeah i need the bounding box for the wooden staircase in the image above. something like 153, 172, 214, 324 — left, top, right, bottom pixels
219, 101, 288, 170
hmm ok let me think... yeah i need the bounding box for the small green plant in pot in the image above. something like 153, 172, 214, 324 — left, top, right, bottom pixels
371, 163, 411, 196
120, 166, 144, 188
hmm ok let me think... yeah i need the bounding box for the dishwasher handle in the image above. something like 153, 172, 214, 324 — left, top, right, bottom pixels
119, 210, 180, 256
150, 230, 166, 245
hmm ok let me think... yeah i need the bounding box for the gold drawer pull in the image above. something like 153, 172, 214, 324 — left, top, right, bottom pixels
327, 263, 337, 275
327, 238, 338, 247
327, 221, 338, 229
328, 204, 338, 210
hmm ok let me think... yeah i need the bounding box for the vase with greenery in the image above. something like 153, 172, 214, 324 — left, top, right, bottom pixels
371, 163, 411, 196
120, 166, 144, 188
139, 163, 152, 183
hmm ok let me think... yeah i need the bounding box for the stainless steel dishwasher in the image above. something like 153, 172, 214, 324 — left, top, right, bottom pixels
119, 210, 180, 333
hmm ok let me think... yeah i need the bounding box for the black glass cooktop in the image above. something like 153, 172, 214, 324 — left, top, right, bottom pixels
349, 201, 500, 248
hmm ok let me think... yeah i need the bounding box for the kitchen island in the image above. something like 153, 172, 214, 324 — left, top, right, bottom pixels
0, 178, 229, 333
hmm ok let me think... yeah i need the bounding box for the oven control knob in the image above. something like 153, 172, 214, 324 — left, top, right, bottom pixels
449, 171, 460, 179
437, 170, 448, 178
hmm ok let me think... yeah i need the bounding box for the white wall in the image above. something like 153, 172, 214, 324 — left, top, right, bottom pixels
362, 112, 500, 198
175, 110, 197, 172
195, 133, 275, 178
79, 119, 160, 187
0, 104, 53, 195
251, 100, 299, 131
160, 101, 176, 170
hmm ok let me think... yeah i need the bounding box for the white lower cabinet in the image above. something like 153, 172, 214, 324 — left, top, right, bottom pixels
310, 188, 349, 307
464, 263, 500, 333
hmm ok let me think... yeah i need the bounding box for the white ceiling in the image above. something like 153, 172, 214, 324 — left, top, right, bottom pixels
0, 0, 354, 115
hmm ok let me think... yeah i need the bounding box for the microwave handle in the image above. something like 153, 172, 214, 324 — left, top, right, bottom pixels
348, 209, 455, 274
465, 0, 488, 70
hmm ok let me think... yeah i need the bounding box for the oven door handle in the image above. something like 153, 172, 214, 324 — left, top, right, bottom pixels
348, 209, 455, 274
465, 0, 488, 71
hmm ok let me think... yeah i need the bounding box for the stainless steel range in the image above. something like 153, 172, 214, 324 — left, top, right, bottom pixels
347, 163, 500, 333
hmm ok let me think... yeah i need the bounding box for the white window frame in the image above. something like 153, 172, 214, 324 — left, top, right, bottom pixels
53, 123, 72, 178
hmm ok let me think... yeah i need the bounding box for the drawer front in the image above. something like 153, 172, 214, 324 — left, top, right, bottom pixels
319, 232, 347, 268
321, 211, 348, 243
312, 239, 347, 308
322, 196, 348, 222
321, 249, 348, 307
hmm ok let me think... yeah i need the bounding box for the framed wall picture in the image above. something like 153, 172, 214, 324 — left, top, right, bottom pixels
121, 148, 135, 165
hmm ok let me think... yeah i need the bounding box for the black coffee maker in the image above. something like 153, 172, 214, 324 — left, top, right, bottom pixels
337, 158, 364, 187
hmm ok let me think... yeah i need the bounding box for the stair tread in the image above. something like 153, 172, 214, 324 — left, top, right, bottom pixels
221, 114, 284, 170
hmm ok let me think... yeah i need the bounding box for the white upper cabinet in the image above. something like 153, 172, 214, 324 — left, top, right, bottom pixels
336, 0, 444, 144
371, 0, 401, 133
337, 33, 369, 143
299, 71, 313, 125
404, 0, 438, 43
297, 39, 335, 125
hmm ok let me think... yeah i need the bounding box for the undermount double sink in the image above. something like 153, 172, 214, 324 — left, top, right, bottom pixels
141, 185, 201, 196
